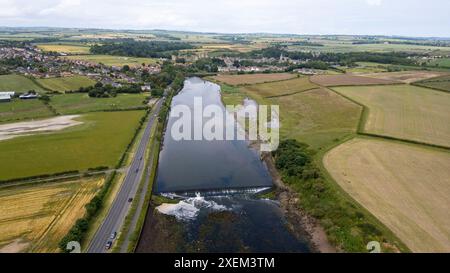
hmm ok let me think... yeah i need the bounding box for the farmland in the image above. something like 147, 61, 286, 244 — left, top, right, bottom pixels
36, 43, 91, 55
361, 71, 448, 83
0, 110, 145, 181
64, 54, 159, 67
238, 76, 319, 100
36, 76, 96, 92
0, 99, 54, 123
310, 74, 399, 86
0, 74, 44, 92
0, 177, 105, 253
49, 93, 147, 114
333, 85, 450, 147
323, 138, 450, 252
267, 88, 362, 149
414, 75, 450, 92
212, 73, 297, 86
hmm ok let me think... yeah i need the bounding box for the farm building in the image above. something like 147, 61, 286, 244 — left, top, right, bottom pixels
19, 93, 39, 100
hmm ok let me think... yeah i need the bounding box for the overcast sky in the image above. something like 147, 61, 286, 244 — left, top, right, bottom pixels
0, 0, 449, 37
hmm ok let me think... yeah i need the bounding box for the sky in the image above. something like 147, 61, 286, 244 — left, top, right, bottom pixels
0, 0, 449, 37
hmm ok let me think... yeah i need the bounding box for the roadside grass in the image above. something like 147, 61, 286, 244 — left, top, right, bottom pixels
0, 74, 45, 92
0, 177, 104, 253
49, 93, 148, 114
0, 98, 55, 123
332, 84, 450, 148
63, 54, 159, 67
36, 76, 95, 92
0, 110, 146, 181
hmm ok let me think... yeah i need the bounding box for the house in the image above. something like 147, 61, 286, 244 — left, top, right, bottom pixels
141, 85, 151, 91
0, 92, 15, 102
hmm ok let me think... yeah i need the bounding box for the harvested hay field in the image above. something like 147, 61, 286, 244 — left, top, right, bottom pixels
324, 138, 450, 252
212, 73, 297, 86
0, 177, 105, 253
362, 71, 448, 84
267, 88, 362, 149
239, 77, 319, 100
37, 43, 91, 55
333, 85, 450, 147
310, 74, 399, 86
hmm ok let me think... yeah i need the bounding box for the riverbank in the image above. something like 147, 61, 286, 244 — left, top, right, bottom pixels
259, 147, 337, 253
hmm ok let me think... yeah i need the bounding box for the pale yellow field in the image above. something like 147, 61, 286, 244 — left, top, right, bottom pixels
37, 44, 91, 54
333, 85, 450, 147
0, 178, 104, 253
324, 138, 450, 252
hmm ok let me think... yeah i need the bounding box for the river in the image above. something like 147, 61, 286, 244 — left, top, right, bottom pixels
137, 77, 311, 253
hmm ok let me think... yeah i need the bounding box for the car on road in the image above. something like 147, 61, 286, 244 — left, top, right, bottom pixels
110, 232, 117, 240
105, 241, 112, 250
135, 168, 139, 173
128, 197, 133, 202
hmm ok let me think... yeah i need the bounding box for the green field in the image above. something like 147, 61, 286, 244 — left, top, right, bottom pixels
36, 43, 91, 54
221, 79, 361, 150
268, 88, 362, 149
36, 76, 95, 92
64, 55, 159, 67
429, 58, 450, 68
333, 85, 450, 147
0, 99, 54, 123
0, 75, 44, 92
0, 111, 145, 181
49, 93, 147, 114
415, 75, 450, 92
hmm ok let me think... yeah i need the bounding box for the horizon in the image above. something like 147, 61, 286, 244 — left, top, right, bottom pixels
1, 0, 449, 38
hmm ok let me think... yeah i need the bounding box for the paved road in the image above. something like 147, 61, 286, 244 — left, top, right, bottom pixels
87, 99, 164, 253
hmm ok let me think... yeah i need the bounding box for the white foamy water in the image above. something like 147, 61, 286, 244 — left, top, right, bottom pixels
156, 193, 230, 221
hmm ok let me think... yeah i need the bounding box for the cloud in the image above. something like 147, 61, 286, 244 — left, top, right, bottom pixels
366, 0, 382, 6
39, 0, 81, 16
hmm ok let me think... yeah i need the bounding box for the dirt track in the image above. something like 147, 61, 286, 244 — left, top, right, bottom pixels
0, 115, 82, 141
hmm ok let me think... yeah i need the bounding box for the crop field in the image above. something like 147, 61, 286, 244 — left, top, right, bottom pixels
0, 99, 54, 123
0, 75, 44, 92
268, 88, 362, 149
429, 58, 450, 68
414, 75, 450, 92
310, 74, 399, 86
36, 43, 91, 54
36, 76, 95, 92
238, 76, 319, 100
49, 93, 146, 114
362, 71, 448, 83
323, 138, 450, 252
212, 73, 297, 86
64, 54, 159, 67
0, 177, 104, 253
333, 85, 450, 147
345, 62, 389, 74
0, 110, 145, 181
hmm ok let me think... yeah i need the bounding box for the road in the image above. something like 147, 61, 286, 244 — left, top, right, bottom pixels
87, 99, 164, 253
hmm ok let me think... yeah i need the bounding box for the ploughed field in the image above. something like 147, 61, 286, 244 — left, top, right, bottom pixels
212, 73, 298, 86
0, 177, 104, 253
0, 110, 145, 181
323, 138, 450, 252
361, 71, 448, 84
333, 85, 450, 148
